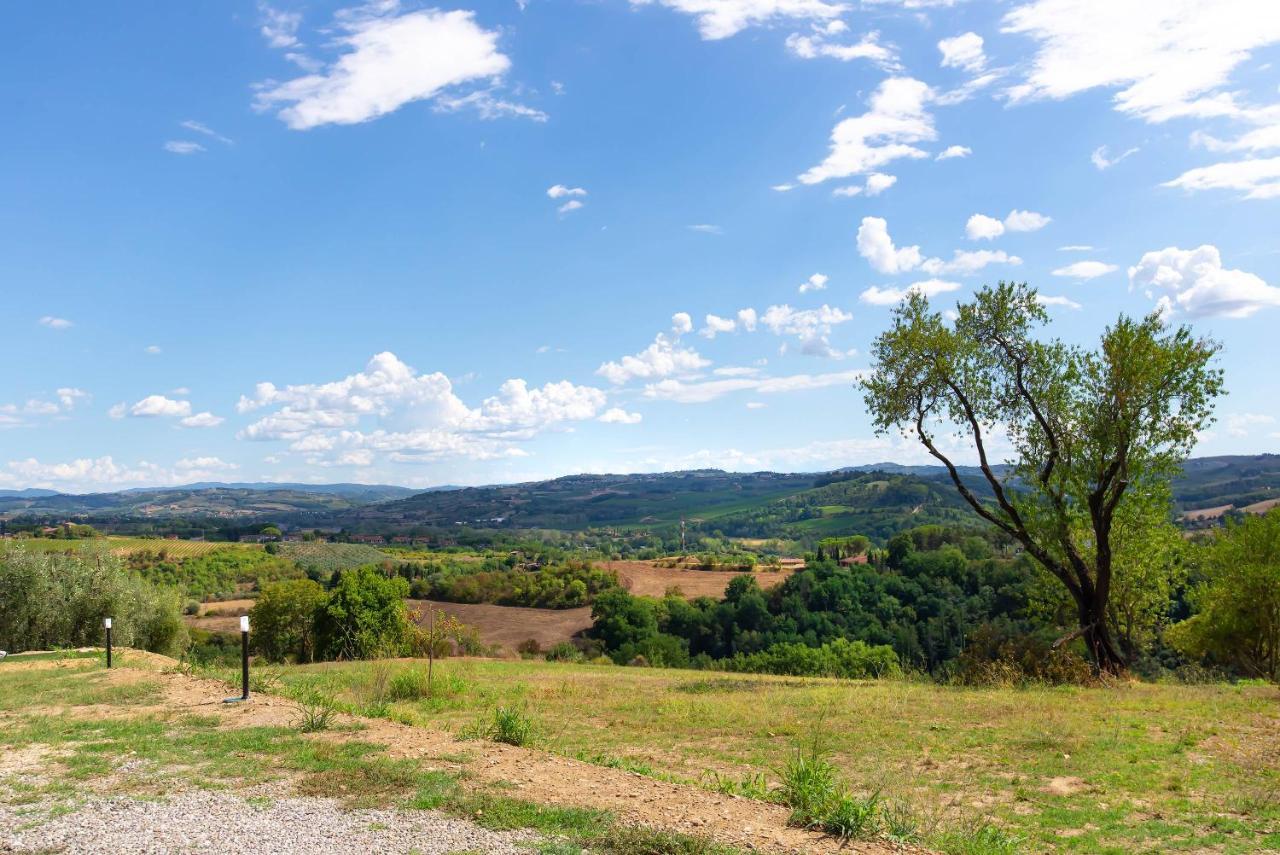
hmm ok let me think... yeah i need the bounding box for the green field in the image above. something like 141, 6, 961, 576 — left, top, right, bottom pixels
5, 536, 261, 558
246, 658, 1280, 854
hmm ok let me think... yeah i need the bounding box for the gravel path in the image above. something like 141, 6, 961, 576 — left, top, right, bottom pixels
0, 790, 534, 854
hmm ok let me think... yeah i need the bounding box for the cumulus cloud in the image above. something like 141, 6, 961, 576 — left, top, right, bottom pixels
859, 278, 961, 306
130, 395, 192, 418
180, 412, 226, 429
547, 185, 587, 199
259, 2, 302, 49
935, 144, 971, 160
0, 389, 88, 429
253, 5, 520, 130
786, 28, 898, 68
857, 216, 923, 274
1052, 260, 1118, 280
597, 315, 708, 384
798, 273, 829, 293
598, 407, 643, 424
737, 307, 758, 332
760, 304, 855, 358
238, 352, 608, 465
699, 314, 737, 338
643, 368, 864, 403
1037, 294, 1083, 309
965, 209, 1051, 240
2, 455, 241, 492
799, 77, 936, 185
630, 0, 847, 40
557, 199, 584, 214
1129, 244, 1280, 318
938, 32, 985, 72
864, 172, 897, 195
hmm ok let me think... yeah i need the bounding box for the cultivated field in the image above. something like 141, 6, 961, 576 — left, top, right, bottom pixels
5, 536, 258, 558
602, 560, 796, 599
408, 600, 594, 653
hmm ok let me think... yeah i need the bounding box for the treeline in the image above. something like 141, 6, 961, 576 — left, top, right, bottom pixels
407, 561, 617, 609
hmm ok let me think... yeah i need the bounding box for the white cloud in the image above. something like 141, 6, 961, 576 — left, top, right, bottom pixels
1005, 209, 1051, 231
237, 352, 607, 464
599, 407, 643, 425
772, 183, 795, 192
1129, 244, 1280, 318
1162, 156, 1280, 200
163, 140, 205, 155
860, 278, 961, 306
935, 144, 971, 160
643, 368, 864, 403
1002, 0, 1280, 124
1193, 124, 1280, 154
557, 199, 584, 214
107, 403, 126, 420
864, 172, 897, 195
1037, 294, 1083, 310
180, 120, 233, 145
631, 0, 847, 40
966, 209, 1051, 240
39, 316, 72, 330
433, 89, 548, 122
965, 213, 1005, 241
922, 249, 1021, 276
2, 454, 246, 491
1058, 244, 1095, 251
1091, 144, 1140, 170
547, 184, 587, 199
700, 314, 737, 338
1052, 260, 1118, 280
129, 395, 192, 418
745, 401, 767, 409
145, 345, 162, 355
56, 388, 88, 410
259, 3, 302, 48
597, 319, 708, 385
1224, 412, 1276, 437
737, 307, 758, 332
798, 273, 829, 293
688, 224, 723, 234
175, 456, 239, 472
180, 412, 226, 429
799, 77, 935, 185
0, 389, 88, 429
254, 6, 515, 130
857, 216, 923, 274
832, 185, 862, 197
786, 29, 898, 68
760, 304, 855, 358
938, 32, 985, 73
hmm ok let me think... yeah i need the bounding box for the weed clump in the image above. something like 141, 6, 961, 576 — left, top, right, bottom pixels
461, 705, 537, 747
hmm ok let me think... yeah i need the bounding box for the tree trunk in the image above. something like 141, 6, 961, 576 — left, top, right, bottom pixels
1077, 598, 1126, 676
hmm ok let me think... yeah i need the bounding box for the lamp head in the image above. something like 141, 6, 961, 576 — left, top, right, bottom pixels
240, 615, 250, 633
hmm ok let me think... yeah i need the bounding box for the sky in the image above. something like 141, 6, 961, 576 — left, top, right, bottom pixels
3, 0, 1280, 493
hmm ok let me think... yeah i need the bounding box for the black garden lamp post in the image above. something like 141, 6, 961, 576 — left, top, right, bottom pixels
104, 617, 112, 668
223, 615, 251, 703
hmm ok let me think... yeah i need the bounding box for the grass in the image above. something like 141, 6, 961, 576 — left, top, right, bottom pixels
9, 537, 258, 558
258, 656, 1280, 854
0, 659, 743, 855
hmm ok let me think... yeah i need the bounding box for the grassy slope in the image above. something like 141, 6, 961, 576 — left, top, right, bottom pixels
265, 658, 1280, 854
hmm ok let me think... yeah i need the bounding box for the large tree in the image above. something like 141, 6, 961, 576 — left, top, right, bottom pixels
862, 283, 1222, 674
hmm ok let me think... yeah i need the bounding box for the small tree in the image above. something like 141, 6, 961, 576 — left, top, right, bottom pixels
250, 578, 328, 663
410, 607, 462, 692
1168, 509, 1280, 680
862, 283, 1222, 674
316, 566, 411, 660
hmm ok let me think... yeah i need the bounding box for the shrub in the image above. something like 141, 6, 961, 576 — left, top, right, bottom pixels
316, 567, 412, 661
251, 578, 328, 663
0, 546, 188, 655
388, 668, 430, 701
294, 693, 338, 732
463, 705, 536, 747
724, 639, 900, 680
545, 641, 581, 662
517, 638, 542, 658
949, 625, 1092, 687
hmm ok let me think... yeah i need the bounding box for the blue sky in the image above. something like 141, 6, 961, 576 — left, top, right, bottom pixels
3, 0, 1279, 492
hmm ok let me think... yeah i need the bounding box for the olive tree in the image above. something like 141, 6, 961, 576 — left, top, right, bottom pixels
862, 283, 1222, 674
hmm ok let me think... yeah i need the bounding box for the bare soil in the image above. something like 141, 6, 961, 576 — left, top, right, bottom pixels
603, 559, 796, 599
407, 600, 593, 654
121, 662, 908, 854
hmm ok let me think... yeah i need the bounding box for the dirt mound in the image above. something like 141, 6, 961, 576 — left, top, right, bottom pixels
603, 559, 796, 599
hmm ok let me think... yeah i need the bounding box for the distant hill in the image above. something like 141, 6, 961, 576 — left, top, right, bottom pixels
3, 456, 1274, 539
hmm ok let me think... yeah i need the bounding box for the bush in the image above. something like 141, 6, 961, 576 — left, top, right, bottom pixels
388, 668, 430, 701
544, 641, 581, 662
463, 705, 536, 746
0, 546, 187, 655
316, 566, 412, 660
251, 578, 328, 663
949, 625, 1092, 687
517, 638, 542, 658
724, 639, 901, 680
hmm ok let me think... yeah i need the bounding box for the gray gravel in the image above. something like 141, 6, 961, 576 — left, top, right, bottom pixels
0, 790, 536, 854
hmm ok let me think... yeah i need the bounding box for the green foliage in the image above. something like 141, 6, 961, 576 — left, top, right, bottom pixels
276, 542, 393, 577
463, 705, 536, 746
0, 546, 187, 655
1168, 509, 1280, 680
293, 693, 338, 732
862, 281, 1224, 673
778, 737, 882, 840
316, 566, 412, 660
413, 561, 617, 609
723, 639, 900, 679
250, 579, 328, 663
130, 547, 302, 601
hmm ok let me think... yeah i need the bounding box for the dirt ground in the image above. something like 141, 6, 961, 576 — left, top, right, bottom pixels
1, 657, 907, 855
602, 560, 796, 599
407, 600, 593, 654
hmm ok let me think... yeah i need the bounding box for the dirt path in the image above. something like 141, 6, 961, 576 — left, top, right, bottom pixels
13, 659, 909, 855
